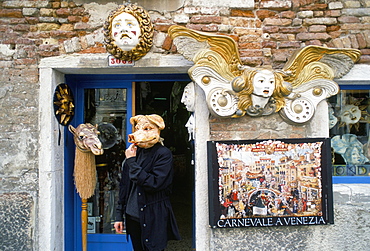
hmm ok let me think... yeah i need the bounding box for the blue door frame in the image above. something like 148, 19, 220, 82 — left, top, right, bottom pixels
64, 73, 191, 251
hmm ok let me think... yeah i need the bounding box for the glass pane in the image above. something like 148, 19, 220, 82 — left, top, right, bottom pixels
84, 89, 127, 234
328, 89, 370, 176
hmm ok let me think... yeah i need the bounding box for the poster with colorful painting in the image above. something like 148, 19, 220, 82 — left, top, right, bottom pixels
207, 138, 333, 228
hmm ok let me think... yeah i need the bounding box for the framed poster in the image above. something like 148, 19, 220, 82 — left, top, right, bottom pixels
208, 138, 333, 228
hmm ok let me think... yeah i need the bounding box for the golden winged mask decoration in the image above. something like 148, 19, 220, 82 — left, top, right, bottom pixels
168, 25, 361, 124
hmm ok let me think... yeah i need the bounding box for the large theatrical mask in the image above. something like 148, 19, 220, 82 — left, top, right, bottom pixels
111, 12, 141, 51
104, 3, 153, 61
169, 25, 361, 124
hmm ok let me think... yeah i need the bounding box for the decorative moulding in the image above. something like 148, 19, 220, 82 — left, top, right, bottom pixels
168, 25, 361, 124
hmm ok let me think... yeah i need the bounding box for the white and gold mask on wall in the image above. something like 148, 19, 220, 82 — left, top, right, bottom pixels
104, 3, 153, 61
169, 25, 361, 124
337, 96, 368, 131
111, 12, 141, 51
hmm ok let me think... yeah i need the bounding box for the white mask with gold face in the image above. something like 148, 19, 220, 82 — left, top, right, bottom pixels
111, 12, 141, 51
339, 104, 361, 125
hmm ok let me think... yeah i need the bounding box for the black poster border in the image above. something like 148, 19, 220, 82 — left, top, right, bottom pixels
208, 138, 334, 228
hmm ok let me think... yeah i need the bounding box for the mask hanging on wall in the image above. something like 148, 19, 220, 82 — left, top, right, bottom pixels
53, 83, 75, 144
53, 83, 74, 126
168, 25, 361, 124
103, 3, 154, 61
338, 96, 368, 131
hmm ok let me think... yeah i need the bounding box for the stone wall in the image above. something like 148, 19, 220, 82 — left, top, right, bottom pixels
207, 104, 370, 250
0, 193, 34, 250
210, 113, 309, 140
2, 0, 370, 67
211, 184, 370, 250
1, 0, 370, 250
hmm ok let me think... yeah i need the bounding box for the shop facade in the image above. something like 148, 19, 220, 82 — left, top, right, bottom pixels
1, 0, 370, 250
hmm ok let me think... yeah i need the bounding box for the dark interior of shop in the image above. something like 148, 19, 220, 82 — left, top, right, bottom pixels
84, 81, 194, 250
135, 81, 194, 250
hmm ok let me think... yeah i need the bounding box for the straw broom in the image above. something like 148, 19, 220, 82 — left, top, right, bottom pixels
74, 147, 97, 251
74, 147, 97, 199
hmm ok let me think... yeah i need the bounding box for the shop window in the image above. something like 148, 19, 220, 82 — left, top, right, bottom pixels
328, 85, 370, 183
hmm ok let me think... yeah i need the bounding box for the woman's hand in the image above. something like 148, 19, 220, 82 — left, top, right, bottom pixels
114, 221, 124, 233
125, 144, 137, 158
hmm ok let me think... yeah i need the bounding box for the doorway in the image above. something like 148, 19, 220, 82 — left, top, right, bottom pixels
134, 81, 194, 250
64, 74, 193, 250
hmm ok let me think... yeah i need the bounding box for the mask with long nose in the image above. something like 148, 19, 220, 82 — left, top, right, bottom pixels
68, 123, 103, 155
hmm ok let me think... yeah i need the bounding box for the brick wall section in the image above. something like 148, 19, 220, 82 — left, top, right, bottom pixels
1, 0, 370, 70
159, 0, 370, 67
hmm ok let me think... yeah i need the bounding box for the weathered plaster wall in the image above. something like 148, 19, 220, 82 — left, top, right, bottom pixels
207, 99, 370, 250
210, 184, 370, 250
1, 0, 370, 250
0, 193, 34, 251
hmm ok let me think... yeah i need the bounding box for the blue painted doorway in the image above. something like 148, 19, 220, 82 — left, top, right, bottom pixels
64, 74, 194, 251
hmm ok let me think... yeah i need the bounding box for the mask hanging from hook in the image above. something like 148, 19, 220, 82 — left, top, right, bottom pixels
53, 83, 75, 145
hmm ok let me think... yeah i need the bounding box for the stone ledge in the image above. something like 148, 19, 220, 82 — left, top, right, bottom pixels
333, 184, 370, 206
39, 53, 193, 74
335, 64, 370, 81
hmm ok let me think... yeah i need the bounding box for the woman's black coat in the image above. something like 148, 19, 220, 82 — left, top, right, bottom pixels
116, 143, 181, 250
